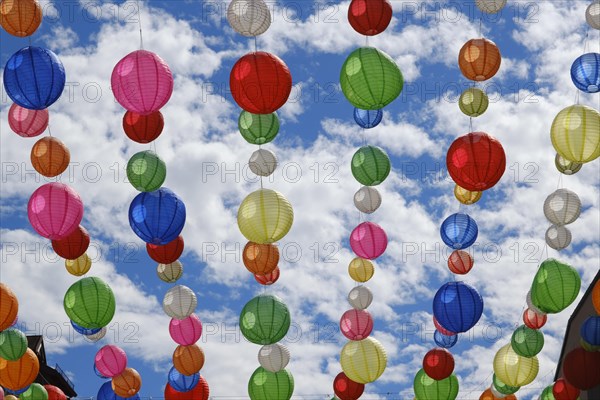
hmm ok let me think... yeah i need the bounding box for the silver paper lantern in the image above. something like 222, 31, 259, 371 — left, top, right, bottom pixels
258, 343, 290, 372
249, 148, 278, 177
227, 0, 271, 37
545, 225, 572, 251
353, 186, 382, 214
348, 285, 373, 310
476, 0, 507, 13
163, 285, 197, 319
543, 188, 581, 226
586, 1, 600, 30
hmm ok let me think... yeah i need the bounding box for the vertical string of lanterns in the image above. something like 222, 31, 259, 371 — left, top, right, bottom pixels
333, 0, 402, 398
226, 1, 295, 399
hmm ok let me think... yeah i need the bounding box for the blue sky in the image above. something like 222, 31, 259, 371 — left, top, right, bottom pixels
1, 0, 599, 399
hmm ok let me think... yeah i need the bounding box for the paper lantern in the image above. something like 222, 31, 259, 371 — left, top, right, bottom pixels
51, 225, 90, 260
95, 345, 127, 378
169, 314, 202, 346
227, 0, 271, 36
545, 225, 572, 251
19, 384, 47, 400
347, 0, 392, 35
348, 258, 374, 282
526, 290, 546, 316
354, 186, 382, 214
333, 372, 364, 400
493, 344, 539, 387
434, 316, 456, 336
112, 368, 141, 398
173, 344, 204, 376
340, 47, 403, 110
510, 325, 544, 357
593, 280, 600, 314
340, 309, 373, 340
164, 378, 209, 400
28, 183, 84, 240
111, 50, 173, 115
447, 132, 506, 191
492, 374, 519, 395
348, 286, 373, 310
571, 53, 600, 93
340, 337, 387, 384
8, 104, 48, 137
126, 151, 166, 192
459, 88, 489, 117
530, 258, 581, 314
4, 389, 27, 397
240, 294, 290, 345
254, 267, 281, 285
454, 185, 482, 205
581, 337, 600, 351
553, 378, 580, 400
413, 369, 458, 400
129, 187, 186, 245
459, 39, 501, 81
168, 367, 198, 393
475, 0, 507, 13
243, 242, 279, 275
0, 348, 39, 391
147, 236, 184, 264
523, 308, 547, 329
97, 382, 140, 400
480, 388, 516, 400
122, 111, 164, 143
0, 284, 18, 331
43, 386, 65, 400
64, 277, 116, 329
249, 149, 278, 177
71, 320, 100, 336
581, 316, 600, 346
163, 285, 197, 320
0, 328, 27, 361
30, 137, 70, 178
238, 111, 279, 144
3, 47, 66, 110
258, 343, 290, 373
230, 52, 292, 114
447, 250, 474, 275
87, 327, 107, 343
543, 189, 581, 226
351, 146, 391, 186
353, 108, 383, 129
551, 104, 600, 163
563, 347, 600, 390
440, 213, 478, 250
434, 331, 458, 348
423, 348, 455, 380
248, 367, 294, 400
555, 153, 582, 175
433, 281, 483, 333
350, 222, 387, 259
0, 0, 42, 37
238, 189, 293, 244
587, 1, 600, 29
157, 261, 183, 283
65, 253, 92, 276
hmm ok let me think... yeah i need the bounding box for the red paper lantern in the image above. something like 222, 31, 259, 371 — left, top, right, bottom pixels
447, 250, 473, 274
164, 378, 209, 400
553, 378, 580, 400
563, 348, 600, 390
51, 225, 90, 260
446, 132, 506, 191
122, 111, 164, 143
523, 308, 547, 329
230, 52, 292, 114
348, 0, 392, 36
147, 236, 184, 264
434, 316, 455, 336
423, 348, 455, 380
333, 372, 364, 400
44, 385, 66, 400
254, 267, 280, 285
340, 309, 373, 340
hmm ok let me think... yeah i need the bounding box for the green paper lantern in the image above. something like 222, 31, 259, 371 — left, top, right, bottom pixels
458, 88, 488, 117
492, 374, 520, 395
0, 328, 28, 361
248, 367, 294, 400
511, 325, 544, 357
540, 385, 556, 400
351, 145, 391, 186
239, 111, 280, 145
19, 384, 48, 400
240, 294, 290, 345
126, 150, 166, 192
340, 47, 403, 110
530, 258, 581, 314
64, 277, 116, 329
413, 369, 459, 400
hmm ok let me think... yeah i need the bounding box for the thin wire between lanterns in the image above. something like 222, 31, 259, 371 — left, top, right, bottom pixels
137, 0, 144, 50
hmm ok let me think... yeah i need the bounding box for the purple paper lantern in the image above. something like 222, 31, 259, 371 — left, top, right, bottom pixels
27, 183, 84, 240
169, 313, 203, 345
350, 222, 388, 259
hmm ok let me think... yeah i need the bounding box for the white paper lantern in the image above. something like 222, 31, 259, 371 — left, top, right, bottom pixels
475, 0, 507, 13
543, 189, 581, 225
545, 225, 572, 251
490, 385, 506, 398
157, 261, 183, 283
249, 148, 278, 177
353, 186, 382, 214
258, 343, 290, 372
227, 0, 271, 37
85, 327, 107, 342
348, 286, 373, 310
587, 1, 600, 30
555, 153, 582, 175
526, 290, 546, 316
163, 285, 197, 319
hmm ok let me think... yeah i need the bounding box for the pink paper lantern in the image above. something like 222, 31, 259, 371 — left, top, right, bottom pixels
94, 345, 127, 378
433, 316, 455, 336
340, 309, 373, 340
27, 183, 84, 240
350, 222, 387, 259
111, 50, 174, 115
169, 313, 202, 345
8, 103, 49, 137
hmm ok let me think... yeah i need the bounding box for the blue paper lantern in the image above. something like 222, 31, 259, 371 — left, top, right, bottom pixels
433, 281, 484, 333
440, 213, 478, 249
5, 386, 30, 395
434, 330, 458, 349
571, 53, 600, 93
71, 320, 101, 335
128, 188, 186, 245
168, 366, 199, 392
354, 108, 383, 129
97, 382, 140, 400
581, 316, 600, 346
3, 47, 66, 110
94, 364, 109, 379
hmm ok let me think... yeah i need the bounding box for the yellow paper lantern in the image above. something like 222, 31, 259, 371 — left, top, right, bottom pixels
340, 337, 387, 384
348, 257, 374, 282
237, 189, 294, 244
493, 343, 539, 387
454, 185, 482, 205
551, 104, 600, 163
65, 253, 92, 276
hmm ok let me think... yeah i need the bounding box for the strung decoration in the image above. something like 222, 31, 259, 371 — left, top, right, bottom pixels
43, 386, 66, 400
226, 0, 271, 37
237, 189, 294, 244
339, 309, 374, 340
129, 188, 186, 245
562, 347, 600, 390
30, 137, 70, 177
147, 236, 184, 264
65, 253, 92, 276
493, 374, 519, 396
0, 328, 28, 361
111, 368, 141, 398
258, 343, 290, 373
413, 369, 459, 400
0, 348, 39, 391
71, 321, 101, 336
555, 153, 582, 175
51, 225, 90, 260
447, 250, 474, 275
475, 0, 507, 13
354, 108, 383, 129
354, 186, 382, 215
164, 379, 209, 400
333, 372, 364, 400
553, 378, 580, 400
169, 314, 203, 346
0, 0, 42, 37
0, 284, 19, 331
122, 111, 164, 143
95, 345, 127, 378
249, 149, 278, 177
163, 285, 197, 320
493, 344, 539, 387
433, 281, 484, 333
167, 367, 199, 392
510, 325, 544, 357
349, 221, 388, 260
254, 267, 280, 286
351, 145, 391, 186
64, 277, 116, 329
240, 294, 291, 345
454, 185, 482, 205
348, 286, 373, 310
126, 151, 167, 192
347, 0, 392, 36
440, 213, 478, 249
97, 382, 139, 400
545, 225, 572, 250
458, 39, 502, 81
570, 52, 600, 93
530, 258, 581, 314
157, 261, 183, 283
550, 104, 600, 163
580, 316, 600, 345
27, 183, 84, 240
523, 308, 547, 329
593, 279, 600, 313
348, 257, 374, 282
434, 316, 456, 336
422, 348, 455, 381
238, 112, 280, 145
340, 337, 387, 384
480, 389, 516, 400
19, 384, 47, 400
543, 188, 581, 226
587, 1, 600, 29
434, 331, 458, 349
458, 88, 489, 117
173, 345, 205, 376
8, 104, 48, 137
248, 367, 294, 400
243, 242, 279, 275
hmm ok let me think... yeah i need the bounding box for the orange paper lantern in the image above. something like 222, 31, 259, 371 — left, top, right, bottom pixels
0, 0, 42, 37
459, 38, 502, 81
31, 137, 70, 177
0, 348, 40, 391
173, 344, 205, 376
0, 283, 18, 331
592, 280, 600, 315
480, 388, 516, 400
111, 368, 141, 398
243, 242, 279, 275
448, 250, 474, 275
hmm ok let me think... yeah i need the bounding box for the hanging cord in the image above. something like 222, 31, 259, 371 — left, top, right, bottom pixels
478, 15, 483, 37
47, 125, 53, 137
137, 0, 144, 49
254, 36, 257, 52
556, 173, 563, 190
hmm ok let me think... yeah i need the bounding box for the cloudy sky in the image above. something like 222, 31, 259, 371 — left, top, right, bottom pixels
1, 0, 599, 399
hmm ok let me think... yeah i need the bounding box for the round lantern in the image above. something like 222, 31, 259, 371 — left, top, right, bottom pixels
126, 151, 166, 192
543, 189, 581, 226
348, 285, 373, 310
258, 343, 290, 373
480, 388, 516, 400
448, 250, 474, 274
0, 348, 39, 391
173, 344, 204, 376
168, 367, 198, 393
413, 369, 458, 400
551, 104, 600, 163
51, 225, 90, 260
526, 290, 546, 316
581, 337, 600, 351
492, 374, 519, 395
440, 213, 478, 249
255, 267, 281, 286
112, 368, 141, 398
423, 348, 455, 380
510, 325, 544, 357
249, 149, 278, 177
348, 257, 374, 282
8, 104, 48, 137
434, 330, 458, 349
0, 0, 42, 37
354, 186, 382, 214
475, 0, 507, 13
64, 277, 116, 329
227, 0, 271, 37
19, 384, 47, 400
340, 309, 373, 340
65, 253, 92, 276
555, 153, 582, 175
351, 146, 391, 186
240, 294, 290, 345
454, 185, 482, 205
333, 372, 364, 400
553, 378, 580, 400
523, 308, 547, 329
95, 345, 127, 378
530, 258, 581, 314
157, 261, 183, 283
3, 47, 66, 110
163, 285, 197, 320
571, 53, 600, 93
0, 328, 27, 361
30, 137, 70, 178
354, 108, 383, 129
97, 382, 139, 400
458, 38, 501, 81
44, 386, 65, 400
71, 320, 101, 336
493, 344, 539, 387
28, 183, 83, 240
434, 316, 456, 336
86, 327, 107, 342
593, 279, 600, 314
165, 379, 209, 400
581, 316, 600, 346
433, 281, 483, 333
340, 337, 387, 384
563, 347, 600, 390
243, 242, 279, 275
169, 314, 202, 346
350, 222, 388, 260
0, 284, 18, 331
587, 1, 600, 29
459, 88, 489, 117
545, 225, 572, 251
111, 50, 173, 115
147, 235, 184, 264
340, 47, 403, 110
238, 111, 279, 144
237, 189, 294, 244
447, 131, 506, 191
248, 367, 294, 400
230, 52, 292, 114
129, 187, 186, 245
122, 111, 164, 143
348, 0, 392, 36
